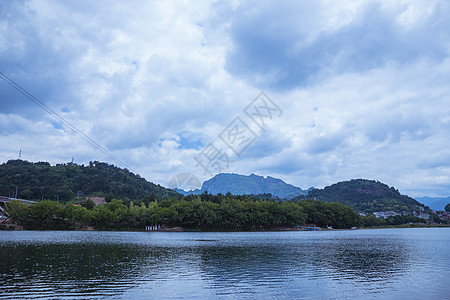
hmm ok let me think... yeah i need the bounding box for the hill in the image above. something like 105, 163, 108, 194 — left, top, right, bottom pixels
178, 173, 308, 199
292, 179, 426, 213
0, 160, 180, 202
414, 196, 450, 211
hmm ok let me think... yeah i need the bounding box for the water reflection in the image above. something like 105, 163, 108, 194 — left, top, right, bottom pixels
1, 243, 148, 298
193, 235, 410, 297
0, 229, 449, 299
312, 238, 408, 278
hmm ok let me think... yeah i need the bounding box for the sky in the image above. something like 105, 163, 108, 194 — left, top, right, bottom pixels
1, 0, 450, 197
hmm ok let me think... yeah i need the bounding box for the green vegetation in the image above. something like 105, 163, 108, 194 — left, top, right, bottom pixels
4, 195, 439, 231
445, 203, 450, 212
360, 214, 430, 227
293, 179, 427, 214
0, 160, 180, 202
1, 160, 443, 231
298, 200, 360, 228
5, 194, 368, 230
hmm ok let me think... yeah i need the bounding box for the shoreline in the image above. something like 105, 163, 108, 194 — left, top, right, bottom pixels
2, 223, 449, 232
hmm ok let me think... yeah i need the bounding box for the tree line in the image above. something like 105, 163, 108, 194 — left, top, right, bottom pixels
5, 192, 435, 231
6, 196, 365, 230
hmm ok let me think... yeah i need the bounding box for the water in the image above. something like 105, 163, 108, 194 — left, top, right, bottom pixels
0, 228, 449, 299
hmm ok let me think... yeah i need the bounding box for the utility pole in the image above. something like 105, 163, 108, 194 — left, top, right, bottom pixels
12, 184, 18, 199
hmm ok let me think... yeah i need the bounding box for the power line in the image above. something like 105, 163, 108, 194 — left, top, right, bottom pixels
0, 71, 133, 172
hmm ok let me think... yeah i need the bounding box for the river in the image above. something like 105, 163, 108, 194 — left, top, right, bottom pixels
0, 228, 449, 299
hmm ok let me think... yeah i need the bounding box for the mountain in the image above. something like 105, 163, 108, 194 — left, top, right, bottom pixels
414, 196, 450, 211
179, 173, 308, 199
174, 188, 201, 196
292, 179, 426, 213
0, 160, 181, 202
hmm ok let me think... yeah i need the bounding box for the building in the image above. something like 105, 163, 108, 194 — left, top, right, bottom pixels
373, 211, 400, 219
417, 212, 430, 220
438, 213, 450, 220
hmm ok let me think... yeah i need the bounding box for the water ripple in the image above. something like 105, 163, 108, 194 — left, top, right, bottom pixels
1, 229, 449, 299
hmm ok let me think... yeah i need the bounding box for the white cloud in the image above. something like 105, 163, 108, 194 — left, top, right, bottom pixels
1, 0, 450, 197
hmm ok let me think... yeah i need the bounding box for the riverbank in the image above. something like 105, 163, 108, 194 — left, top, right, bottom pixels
2, 216, 449, 232
373, 223, 450, 229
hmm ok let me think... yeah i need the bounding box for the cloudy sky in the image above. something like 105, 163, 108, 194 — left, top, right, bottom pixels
1, 0, 450, 197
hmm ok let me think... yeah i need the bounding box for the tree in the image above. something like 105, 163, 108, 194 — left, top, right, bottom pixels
445, 203, 450, 213
92, 205, 117, 227
105, 193, 114, 203
21, 189, 33, 199
362, 214, 384, 227
82, 199, 96, 210
298, 200, 361, 228
8, 200, 30, 225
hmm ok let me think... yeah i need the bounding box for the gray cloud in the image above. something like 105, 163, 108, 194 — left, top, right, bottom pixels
225, 0, 450, 90
418, 151, 450, 169
1, 0, 450, 197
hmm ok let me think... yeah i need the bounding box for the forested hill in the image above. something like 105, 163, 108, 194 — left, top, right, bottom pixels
292, 179, 426, 213
0, 160, 181, 202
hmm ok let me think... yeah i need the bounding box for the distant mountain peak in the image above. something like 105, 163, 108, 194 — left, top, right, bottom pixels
193, 173, 307, 199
